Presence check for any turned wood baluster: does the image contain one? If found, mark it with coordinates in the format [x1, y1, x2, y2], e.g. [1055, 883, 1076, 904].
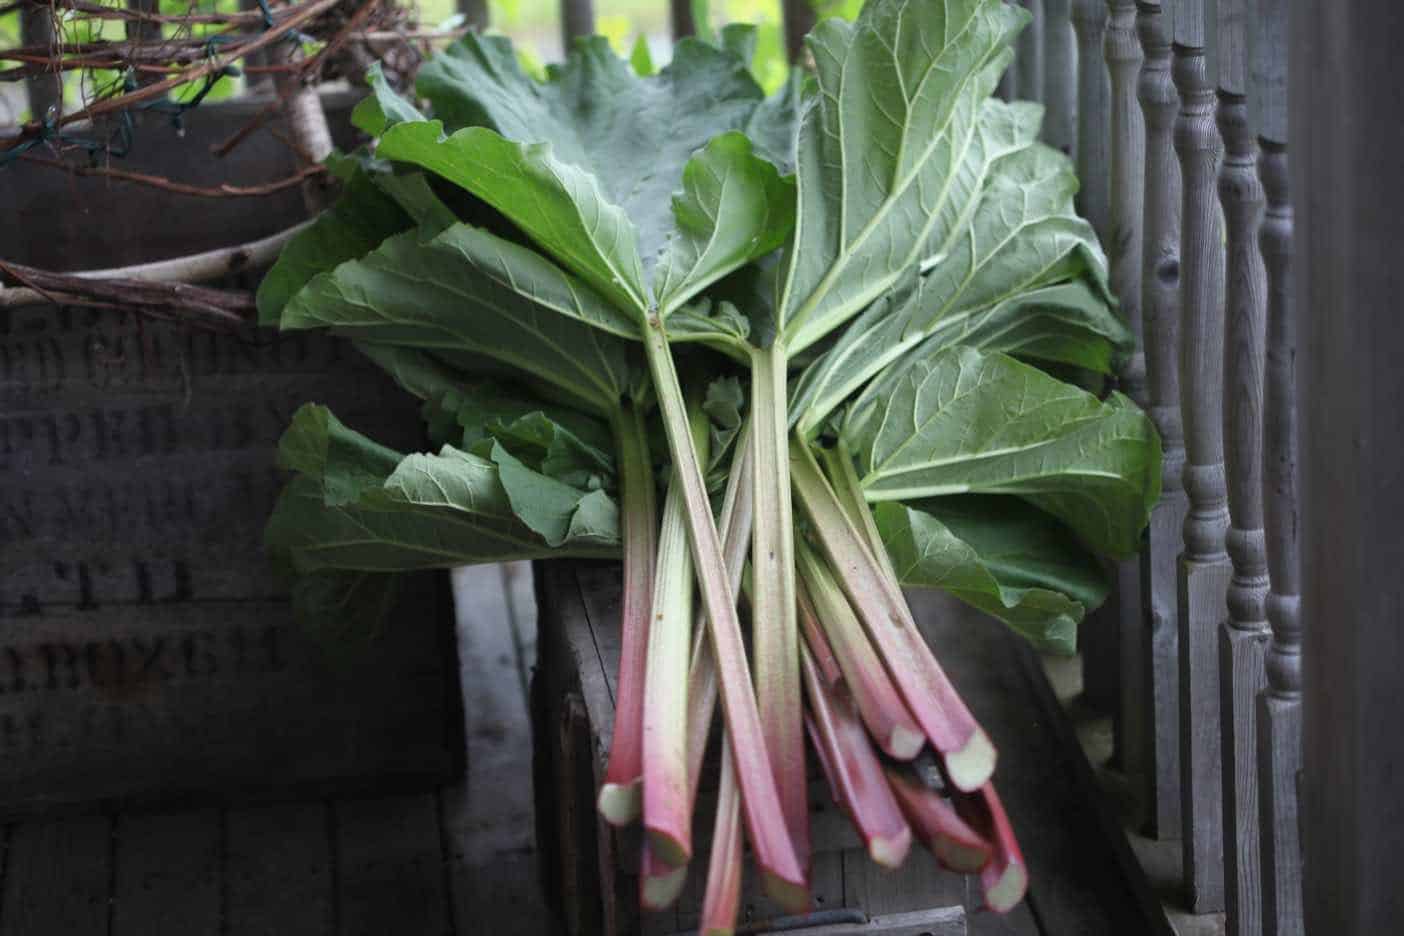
[1015, 0, 1046, 102]
[1216, 1, 1271, 933]
[1135, 0, 1186, 842]
[1073, 2, 1112, 239]
[1250, 2, 1301, 932]
[1043, 1, 1077, 155]
[1106, 0, 1150, 799]
[1170, 0, 1229, 913]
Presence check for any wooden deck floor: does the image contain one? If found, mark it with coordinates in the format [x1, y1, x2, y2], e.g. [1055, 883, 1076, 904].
[0, 564, 1220, 935]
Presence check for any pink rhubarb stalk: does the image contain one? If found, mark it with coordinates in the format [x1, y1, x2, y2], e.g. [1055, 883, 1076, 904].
[643, 321, 807, 911]
[790, 437, 996, 792]
[885, 769, 992, 874]
[700, 740, 744, 936]
[799, 639, 912, 869]
[955, 784, 1028, 913]
[796, 539, 924, 761]
[597, 402, 659, 825]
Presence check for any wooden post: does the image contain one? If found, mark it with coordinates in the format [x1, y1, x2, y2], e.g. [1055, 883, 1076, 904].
[1043, 0, 1077, 155]
[670, 0, 697, 41]
[1215, 2, 1270, 934]
[20, 6, 62, 121]
[1171, 0, 1228, 913]
[1294, 2, 1404, 933]
[782, 0, 816, 64]
[1016, 0, 1046, 102]
[1251, 4, 1301, 934]
[1106, 0, 1149, 800]
[458, 0, 490, 32]
[1135, 0, 1186, 843]
[561, 0, 596, 49]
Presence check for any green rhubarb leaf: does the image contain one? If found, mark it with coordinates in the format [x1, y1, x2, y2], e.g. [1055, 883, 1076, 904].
[487, 442, 620, 548]
[276, 404, 402, 507]
[777, 0, 1027, 352]
[256, 169, 410, 326]
[743, 69, 804, 176]
[411, 34, 764, 267]
[877, 496, 1108, 655]
[290, 568, 402, 641]
[845, 345, 1160, 558]
[352, 62, 425, 137]
[653, 131, 796, 316]
[278, 226, 639, 416]
[629, 34, 656, 76]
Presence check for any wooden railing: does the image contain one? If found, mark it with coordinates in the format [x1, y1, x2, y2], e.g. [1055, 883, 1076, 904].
[1008, 1, 1303, 933]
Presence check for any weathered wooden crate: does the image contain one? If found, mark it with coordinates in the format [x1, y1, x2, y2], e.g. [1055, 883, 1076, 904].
[533, 561, 971, 936]
[0, 97, 464, 816]
[533, 560, 1177, 936]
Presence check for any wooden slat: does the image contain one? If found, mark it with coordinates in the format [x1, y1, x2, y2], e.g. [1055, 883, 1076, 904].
[443, 564, 555, 936]
[782, 0, 817, 63]
[1292, 3, 1404, 933]
[1042, 1, 1077, 156]
[1015, 1, 1045, 103]
[843, 846, 965, 918]
[1252, 5, 1302, 934]
[560, 0, 595, 49]
[908, 589, 1174, 935]
[1215, 4, 1271, 935]
[1135, 0, 1187, 843]
[334, 794, 447, 936]
[111, 810, 222, 936]
[1170, 0, 1230, 913]
[224, 802, 334, 936]
[0, 817, 111, 936]
[1072, 1, 1113, 240]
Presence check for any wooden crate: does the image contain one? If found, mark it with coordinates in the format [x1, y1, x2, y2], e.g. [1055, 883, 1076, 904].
[0, 97, 463, 815]
[532, 561, 970, 936]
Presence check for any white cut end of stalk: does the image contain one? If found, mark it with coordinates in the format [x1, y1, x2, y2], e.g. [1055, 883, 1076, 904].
[885, 724, 926, 761]
[597, 782, 641, 827]
[868, 825, 913, 869]
[934, 838, 992, 875]
[944, 728, 997, 792]
[761, 870, 811, 916]
[641, 862, 689, 911]
[984, 862, 1028, 913]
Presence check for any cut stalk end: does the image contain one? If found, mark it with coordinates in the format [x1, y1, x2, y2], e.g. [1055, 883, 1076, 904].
[944, 728, 996, 792]
[934, 837, 992, 875]
[645, 828, 691, 869]
[983, 862, 1028, 913]
[640, 858, 688, 911]
[885, 724, 927, 761]
[868, 825, 913, 869]
[760, 870, 812, 916]
[597, 781, 641, 826]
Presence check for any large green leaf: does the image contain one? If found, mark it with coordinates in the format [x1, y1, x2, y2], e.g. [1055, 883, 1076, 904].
[351, 62, 425, 137]
[878, 496, 1108, 655]
[777, 0, 1027, 352]
[278, 225, 640, 416]
[844, 345, 1160, 557]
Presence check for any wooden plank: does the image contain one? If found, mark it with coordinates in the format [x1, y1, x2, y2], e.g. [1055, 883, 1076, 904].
[908, 589, 1174, 935]
[1215, 6, 1271, 935]
[0, 817, 111, 936]
[443, 564, 555, 936]
[224, 802, 334, 936]
[1072, 1, 1112, 240]
[753, 907, 966, 936]
[1135, 0, 1187, 842]
[1170, 0, 1230, 913]
[110, 809, 222, 936]
[0, 301, 460, 816]
[334, 794, 447, 936]
[1015, 1, 1045, 103]
[843, 845, 965, 917]
[1042, 1, 1077, 156]
[1293, 2, 1404, 933]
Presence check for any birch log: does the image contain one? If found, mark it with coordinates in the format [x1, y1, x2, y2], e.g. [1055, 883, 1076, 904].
[1215, 3, 1270, 934]
[1252, 2, 1301, 933]
[1135, 0, 1186, 842]
[1171, 0, 1228, 913]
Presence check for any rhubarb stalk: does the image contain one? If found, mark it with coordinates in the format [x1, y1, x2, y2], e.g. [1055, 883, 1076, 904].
[597, 401, 659, 825]
[641, 397, 709, 865]
[955, 784, 1028, 913]
[799, 639, 912, 869]
[700, 739, 744, 936]
[750, 341, 808, 870]
[790, 437, 996, 792]
[796, 538, 924, 760]
[642, 320, 807, 910]
[885, 768, 992, 874]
